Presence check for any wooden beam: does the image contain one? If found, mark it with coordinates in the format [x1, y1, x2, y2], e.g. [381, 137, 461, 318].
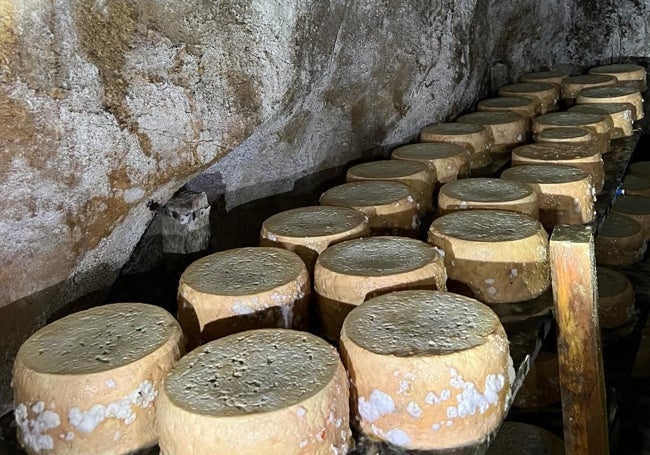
[549, 224, 608, 454]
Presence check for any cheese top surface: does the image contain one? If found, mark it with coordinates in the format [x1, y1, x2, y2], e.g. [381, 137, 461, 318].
[392, 143, 467, 160]
[499, 82, 556, 93]
[520, 70, 569, 80]
[18, 303, 179, 375]
[599, 213, 642, 238]
[262, 206, 367, 238]
[478, 96, 537, 108]
[564, 74, 617, 85]
[318, 236, 440, 276]
[501, 164, 587, 184]
[597, 266, 630, 298]
[164, 329, 339, 416]
[535, 112, 605, 128]
[440, 177, 534, 202]
[456, 111, 524, 126]
[343, 290, 499, 356]
[613, 195, 650, 215]
[623, 174, 650, 191]
[537, 127, 592, 140]
[590, 64, 645, 74]
[579, 86, 640, 99]
[321, 181, 413, 207]
[430, 209, 541, 241]
[421, 122, 486, 136]
[347, 160, 428, 179]
[181, 247, 305, 296]
[570, 103, 633, 115]
[513, 143, 598, 160]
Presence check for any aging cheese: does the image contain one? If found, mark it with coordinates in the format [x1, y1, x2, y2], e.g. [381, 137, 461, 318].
[611, 195, 650, 239]
[534, 126, 594, 146]
[569, 103, 634, 138]
[597, 266, 635, 329]
[532, 112, 612, 155]
[178, 247, 310, 348]
[391, 142, 470, 183]
[512, 350, 560, 409]
[420, 123, 493, 169]
[511, 142, 605, 193]
[520, 70, 569, 91]
[577, 86, 644, 120]
[12, 303, 183, 455]
[157, 329, 351, 455]
[628, 161, 650, 178]
[589, 63, 647, 91]
[622, 174, 650, 198]
[314, 237, 447, 340]
[501, 164, 595, 228]
[319, 181, 419, 236]
[260, 206, 370, 273]
[595, 213, 646, 266]
[476, 96, 541, 127]
[346, 160, 436, 215]
[455, 112, 528, 153]
[486, 422, 565, 455]
[498, 82, 560, 114]
[561, 74, 617, 101]
[427, 210, 550, 304]
[437, 177, 539, 218]
[339, 290, 512, 450]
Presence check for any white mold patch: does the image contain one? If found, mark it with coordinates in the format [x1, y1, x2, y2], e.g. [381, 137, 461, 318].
[358, 389, 395, 422]
[446, 370, 505, 419]
[15, 402, 61, 452]
[424, 391, 440, 405]
[105, 379, 117, 389]
[459, 201, 468, 209]
[386, 428, 410, 447]
[486, 286, 497, 296]
[484, 278, 495, 285]
[406, 402, 422, 419]
[299, 439, 308, 448]
[411, 214, 419, 230]
[296, 406, 306, 417]
[509, 268, 518, 278]
[266, 233, 277, 242]
[231, 301, 255, 315]
[432, 423, 441, 431]
[407, 196, 415, 203]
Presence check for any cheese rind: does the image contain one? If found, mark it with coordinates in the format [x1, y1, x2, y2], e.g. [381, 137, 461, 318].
[622, 174, 650, 198]
[569, 103, 634, 138]
[595, 213, 646, 266]
[577, 86, 644, 120]
[597, 266, 635, 329]
[391, 143, 470, 183]
[561, 74, 618, 101]
[455, 112, 528, 152]
[535, 126, 593, 144]
[589, 63, 647, 91]
[476, 96, 541, 124]
[420, 123, 493, 169]
[520, 70, 569, 94]
[533, 112, 611, 155]
[486, 422, 565, 454]
[611, 195, 650, 240]
[497, 82, 560, 114]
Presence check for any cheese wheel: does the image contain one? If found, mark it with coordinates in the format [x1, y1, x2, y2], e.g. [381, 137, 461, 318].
[589, 63, 647, 91]
[597, 266, 635, 329]
[628, 161, 650, 178]
[455, 112, 528, 153]
[622, 174, 650, 198]
[427, 210, 550, 304]
[12, 303, 183, 455]
[437, 177, 539, 218]
[178, 247, 310, 347]
[501, 164, 595, 228]
[339, 290, 512, 450]
[532, 112, 611, 155]
[520, 70, 569, 90]
[486, 422, 565, 455]
[577, 86, 644, 120]
[595, 213, 646, 266]
[391, 143, 470, 183]
[498, 82, 560, 114]
[611, 195, 650, 239]
[535, 126, 594, 145]
[314, 237, 447, 340]
[511, 143, 605, 193]
[561, 74, 617, 101]
[512, 350, 560, 409]
[260, 206, 370, 273]
[157, 329, 351, 455]
[476, 96, 541, 126]
[319, 181, 419, 236]
[568, 103, 634, 138]
[346, 160, 435, 215]
[420, 123, 493, 169]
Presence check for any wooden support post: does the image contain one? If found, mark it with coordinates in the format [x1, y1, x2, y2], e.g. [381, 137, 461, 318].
[550, 224, 609, 454]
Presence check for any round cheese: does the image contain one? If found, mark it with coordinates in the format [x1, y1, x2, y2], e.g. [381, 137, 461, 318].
[561, 74, 618, 101]
[595, 213, 646, 266]
[511, 143, 605, 193]
[391, 143, 470, 183]
[532, 112, 611, 155]
[260, 206, 370, 273]
[476, 96, 541, 125]
[177, 247, 310, 348]
[427, 210, 550, 304]
[437, 177, 539, 218]
[314, 237, 447, 340]
[319, 181, 419, 236]
[346, 160, 435, 215]
[501, 164, 595, 228]
[497, 82, 560, 114]
[597, 266, 635, 329]
[589, 63, 647, 91]
[486, 422, 565, 454]
[339, 290, 512, 450]
[535, 126, 594, 145]
[577, 86, 644, 121]
[611, 195, 650, 239]
[568, 103, 634, 138]
[420, 123, 493, 169]
[512, 350, 560, 409]
[455, 112, 528, 153]
[622, 174, 650, 198]
[157, 329, 351, 455]
[520, 70, 569, 91]
[12, 303, 183, 455]
[628, 161, 650, 178]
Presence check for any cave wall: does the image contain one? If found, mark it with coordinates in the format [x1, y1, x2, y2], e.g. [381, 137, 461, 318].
[0, 0, 646, 413]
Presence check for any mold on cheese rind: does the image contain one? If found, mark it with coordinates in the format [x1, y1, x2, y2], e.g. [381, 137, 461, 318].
[261, 206, 369, 239]
[429, 210, 541, 243]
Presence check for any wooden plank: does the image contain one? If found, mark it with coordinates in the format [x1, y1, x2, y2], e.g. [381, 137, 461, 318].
[550, 224, 609, 454]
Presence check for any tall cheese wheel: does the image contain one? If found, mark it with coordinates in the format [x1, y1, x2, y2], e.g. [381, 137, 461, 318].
[589, 63, 647, 91]
[314, 237, 447, 340]
[623, 174, 650, 198]
[476, 96, 541, 125]
[520, 70, 569, 90]
[535, 126, 594, 146]
[346, 160, 435, 215]
[455, 112, 528, 153]
[628, 161, 650, 178]
[569, 103, 634, 138]
[595, 213, 646, 266]
[611, 195, 650, 239]
[597, 267, 635, 329]
[511, 143, 605, 193]
[437, 177, 539, 218]
[391, 143, 470, 183]
[319, 181, 419, 236]
[12, 303, 183, 455]
[420, 123, 493, 169]
[497, 82, 560, 114]
[501, 164, 595, 228]
[178, 247, 309, 347]
[157, 329, 351, 455]
[427, 210, 550, 304]
[532, 112, 611, 155]
[339, 290, 512, 450]
[561, 74, 617, 101]
[512, 350, 560, 409]
[577, 86, 644, 120]
[260, 206, 370, 273]
[486, 422, 565, 455]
